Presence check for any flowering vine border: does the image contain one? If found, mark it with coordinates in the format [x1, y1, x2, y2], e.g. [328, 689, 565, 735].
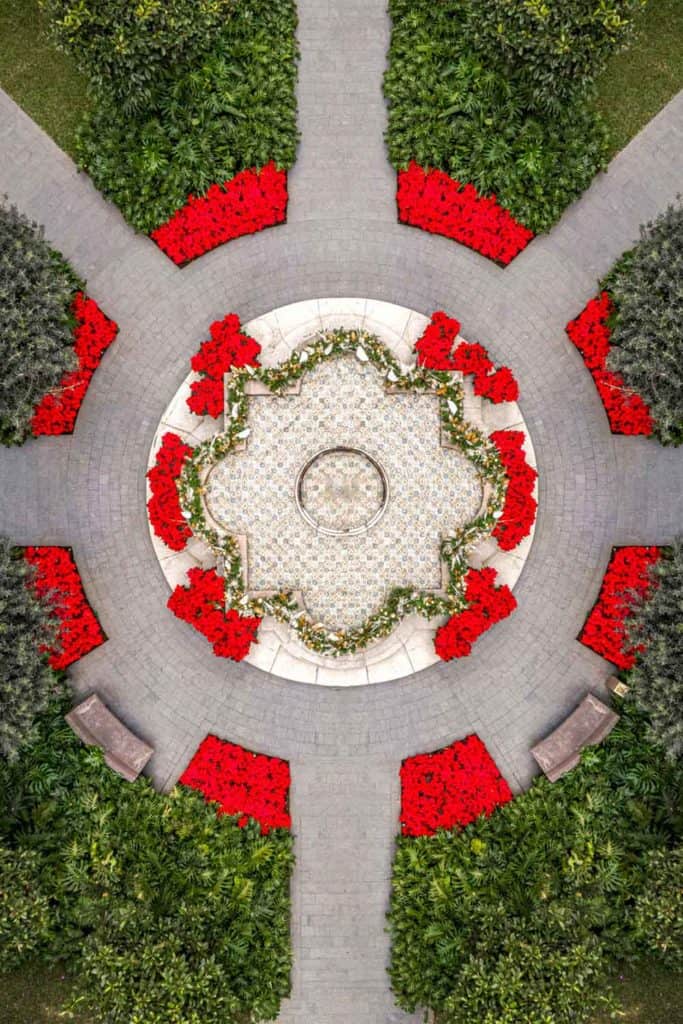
[177, 327, 508, 657]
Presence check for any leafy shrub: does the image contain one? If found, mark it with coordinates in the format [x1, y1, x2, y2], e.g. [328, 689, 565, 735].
[388, 707, 682, 1024]
[0, 538, 65, 759]
[625, 540, 683, 757]
[384, 0, 609, 233]
[39, 0, 234, 111]
[465, 0, 645, 111]
[42, 0, 299, 233]
[0, 204, 81, 446]
[606, 204, 683, 446]
[0, 845, 53, 969]
[0, 705, 294, 1024]
[631, 847, 683, 966]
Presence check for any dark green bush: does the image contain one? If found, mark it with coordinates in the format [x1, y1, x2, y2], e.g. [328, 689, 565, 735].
[631, 847, 683, 967]
[606, 204, 683, 446]
[0, 705, 294, 1024]
[625, 540, 683, 757]
[465, 0, 645, 111]
[0, 845, 53, 969]
[384, 0, 609, 233]
[0, 538, 65, 758]
[388, 708, 682, 1024]
[0, 203, 81, 446]
[39, 0, 234, 111]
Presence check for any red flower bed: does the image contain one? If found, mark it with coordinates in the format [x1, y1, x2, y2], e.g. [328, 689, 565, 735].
[147, 432, 194, 551]
[566, 291, 654, 436]
[31, 293, 118, 436]
[415, 311, 519, 403]
[180, 734, 290, 835]
[400, 734, 512, 837]
[397, 163, 534, 266]
[150, 163, 288, 266]
[187, 313, 261, 418]
[435, 567, 517, 661]
[580, 546, 660, 670]
[490, 430, 537, 551]
[168, 566, 261, 660]
[24, 546, 105, 670]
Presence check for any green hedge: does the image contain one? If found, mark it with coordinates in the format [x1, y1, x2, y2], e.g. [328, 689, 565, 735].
[388, 708, 682, 1024]
[0, 704, 294, 1024]
[0, 204, 81, 446]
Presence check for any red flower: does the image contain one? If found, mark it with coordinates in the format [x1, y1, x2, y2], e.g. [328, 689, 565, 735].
[400, 734, 512, 837]
[397, 163, 534, 266]
[31, 293, 118, 436]
[151, 164, 288, 265]
[434, 567, 517, 661]
[490, 430, 537, 551]
[167, 567, 261, 660]
[414, 313, 519, 403]
[580, 546, 660, 669]
[147, 432, 194, 551]
[24, 546, 105, 669]
[186, 313, 261, 418]
[566, 292, 654, 436]
[180, 734, 291, 835]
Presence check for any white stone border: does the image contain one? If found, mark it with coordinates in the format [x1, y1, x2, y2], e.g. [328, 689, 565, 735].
[147, 299, 538, 686]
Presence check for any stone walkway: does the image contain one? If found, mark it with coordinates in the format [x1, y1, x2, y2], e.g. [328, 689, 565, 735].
[0, 0, 682, 1020]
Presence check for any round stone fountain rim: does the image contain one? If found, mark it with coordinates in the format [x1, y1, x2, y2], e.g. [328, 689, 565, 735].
[294, 445, 390, 537]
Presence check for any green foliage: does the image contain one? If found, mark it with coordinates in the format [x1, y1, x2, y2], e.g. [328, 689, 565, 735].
[40, 0, 299, 233]
[388, 708, 682, 1023]
[0, 845, 53, 969]
[384, 0, 609, 233]
[631, 847, 683, 967]
[0, 705, 294, 1024]
[0, 538, 65, 758]
[466, 0, 646, 111]
[39, 0, 234, 112]
[0, 204, 81, 446]
[606, 204, 683, 446]
[625, 541, 683, 757]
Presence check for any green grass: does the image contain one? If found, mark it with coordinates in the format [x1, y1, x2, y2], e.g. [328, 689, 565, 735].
[3, 965, 92, 1024]
[595, 0, 683, 157]
[0, 0, 89, 157]
[593, 963, 683, 1024]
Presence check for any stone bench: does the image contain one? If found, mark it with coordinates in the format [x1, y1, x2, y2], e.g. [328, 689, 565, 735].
[531, 694, 619, 783]
[65, 694, 154, 782]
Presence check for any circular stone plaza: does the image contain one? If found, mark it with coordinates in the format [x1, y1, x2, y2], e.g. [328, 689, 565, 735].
[0, 4, 681, 1024]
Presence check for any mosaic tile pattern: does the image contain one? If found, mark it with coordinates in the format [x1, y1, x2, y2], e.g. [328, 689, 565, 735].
[205, 355, 483, 629]
[298, 447, 387, 534]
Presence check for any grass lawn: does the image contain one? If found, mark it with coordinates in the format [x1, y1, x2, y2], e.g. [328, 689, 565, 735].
[3, 965, 92, 1024]
[0, 0, 89, 158]
[595, 0, 683, 157]
[593, 963, 683, 1024]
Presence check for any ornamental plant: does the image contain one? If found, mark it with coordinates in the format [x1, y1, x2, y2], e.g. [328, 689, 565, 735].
[0, 704, 294, 1024]
[0, 203, 81, 445]
[168, 567, 262, 660]
[415, 311, 520, 402]
[434, 567, 517, 660]
[490, 430, 537, 551]
[606, 204, 683, 446]
[187, 313, 262, 418]
[0, 538, 64, 759]
[147, 432, 194, 551]
[180, 734, 291, 834]
[579, 546, 660, 670]
[625, 540, 683, 759]
[400, 735, 512, 837]
[388, 706, 682, 1024]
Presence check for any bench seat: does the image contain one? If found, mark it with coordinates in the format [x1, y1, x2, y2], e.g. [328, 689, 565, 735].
[531, 693, 619, 783]
[66, 694, 153, 782]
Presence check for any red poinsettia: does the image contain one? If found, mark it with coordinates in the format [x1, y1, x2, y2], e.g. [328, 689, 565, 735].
[147, 432, 194, 551]
[490, 429, 537, 551]
[187, 314, 261, 418]
[31, 293, 118, 436]
[24, 546, 105, 670]
[397, 163, 534, 266]
[168, 566, 261, 660]
[566, 292, 654, 436]
[434, 567, 517, 660]
[180, 734, 291, 834]
[151, 163, 288, 266]
[580, 546, 660, 669]
[400, 734, 512, 837]
[415, 312, 519, 402]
